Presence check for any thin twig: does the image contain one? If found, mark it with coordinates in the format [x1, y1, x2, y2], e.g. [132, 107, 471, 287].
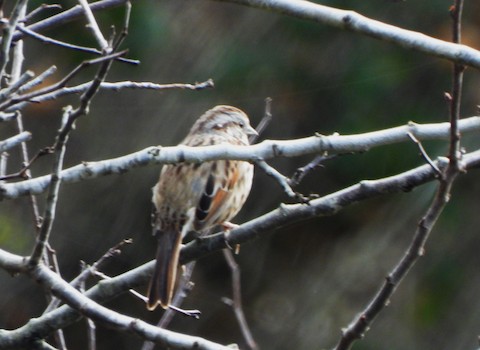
[289, 153, 336, 187]
[141, 262, 199, 350]
[222, 249, 258, 350]
[78, 0, 109, 51]
[43, 238, 132, 313]
[448, 0, 464, 171]
[30, 47, 124, 265]
[406, 132, 441, 176]
[250, 97, 272, 144]
[333, 3, 465, 349]
[23, 4, 62, 24]
[0, 147, 52, 181]
[255, 159, 307, 202]
[13, 0, 128, 43]
[0, 0, 28, 80]
[0, 50, 127, 111]
[79, 262, 97, 350]
[27, 79, 214, 103]
[17, 26, 138, 65]
[28, 108, 71, 266]
[11, 7, 67, 348]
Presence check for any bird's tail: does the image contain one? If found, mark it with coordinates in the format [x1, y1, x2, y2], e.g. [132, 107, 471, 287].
[147, 230, 182, 310]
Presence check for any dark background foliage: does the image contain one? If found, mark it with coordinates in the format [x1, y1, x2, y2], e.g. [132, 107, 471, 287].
[1, 1, 480, 349]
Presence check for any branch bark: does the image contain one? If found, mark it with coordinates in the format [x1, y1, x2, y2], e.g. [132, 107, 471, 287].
[213, 0, 480, 69]
[1, 117, 479, 200]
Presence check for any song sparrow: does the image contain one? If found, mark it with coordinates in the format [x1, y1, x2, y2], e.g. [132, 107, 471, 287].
[147, 105, 257, 310]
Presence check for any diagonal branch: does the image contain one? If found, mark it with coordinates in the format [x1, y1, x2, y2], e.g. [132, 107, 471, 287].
[0, 257, 231, 350]
[2, 149, 480, 347]
[213, 0, 480, 69]
[12, 0, 128, 42]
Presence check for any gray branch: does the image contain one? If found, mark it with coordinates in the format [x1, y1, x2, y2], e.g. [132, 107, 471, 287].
[0, 131, 31, 153]
[29, 79, 215, 103]
[1, 117, 479, 200]
[215, 0, 480, 69]
[0, 254, 230, 350]
[1, 148, 479, 348]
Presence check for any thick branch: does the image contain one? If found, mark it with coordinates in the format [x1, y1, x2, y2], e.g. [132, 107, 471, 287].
[1, 117, 479, 200]
[214, 0, 480, 69]
[0, 258, 230, 350]
[1, 149, 479, 347]
[0, 131, 31, 153]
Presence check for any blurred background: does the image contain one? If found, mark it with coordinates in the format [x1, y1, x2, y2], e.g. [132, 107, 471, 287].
[1, 0, 480, 349]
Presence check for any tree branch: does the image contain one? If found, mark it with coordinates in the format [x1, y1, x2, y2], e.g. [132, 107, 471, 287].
[2, 148, 480, 346]
[0, 131, 31, 153]
[1, 117, 479, 200]
[12, 0, 128, 42]
[0, 257, 231, 350]
[213, 0, 480, 69]
[1, 148, 480, 347]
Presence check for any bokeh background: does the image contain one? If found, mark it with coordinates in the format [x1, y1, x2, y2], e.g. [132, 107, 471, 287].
[1, 0, 480, 349]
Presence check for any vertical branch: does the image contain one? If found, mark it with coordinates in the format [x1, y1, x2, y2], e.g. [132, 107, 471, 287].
[141, 262, 198, 350]
[448, 0, 464, 170]
[78, 0, 109, 51]
[0, 0, 28, 80]
[222, 249, 258, 350]
[28, 108, 70, 266]
[333, 3, 465, 350]
[28, 16, 126, 265]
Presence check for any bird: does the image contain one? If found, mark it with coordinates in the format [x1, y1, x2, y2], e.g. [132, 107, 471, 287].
[147, 105, 257, 310]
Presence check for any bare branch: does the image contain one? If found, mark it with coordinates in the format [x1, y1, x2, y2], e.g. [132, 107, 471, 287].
[23, 4, 62, 24]
[2, 148, 480, 347]
[333, 3, 466, 348]
[17, 26, 138, 65]
[0, 131, 31, 153]
[0, 111, 17, 122]
[1, 117, 479, 200]
[12, 0, 128, 42]
[17, 65, 58, 94]
[213, 0, 480, 69]
[28, 109, 71, 265]
[222, 249, 258, 350]
[250, 97, 272, 144]
[255, 159, 305, 201]
[78, 0, 110, 51]
[141, 262, 198, 350]
[0, 257, 232, 350]
[406, 132, 441, 175]
[0, 70, 34, 101]
[289, 153, 336, 187]
[0, 0, 28, 79]
[28, 79, 214, 103]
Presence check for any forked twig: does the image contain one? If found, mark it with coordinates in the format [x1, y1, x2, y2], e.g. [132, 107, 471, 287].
[406, 132, 441, 176]
[222, 249, 258, 350]
[44, 238, 133, 314]
[17, 26, 138, 65]
[0, 50, 127, 111]
[333, 2, 465, 349]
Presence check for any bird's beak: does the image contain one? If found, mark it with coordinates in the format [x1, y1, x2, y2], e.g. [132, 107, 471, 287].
[245, 124, 258, 136]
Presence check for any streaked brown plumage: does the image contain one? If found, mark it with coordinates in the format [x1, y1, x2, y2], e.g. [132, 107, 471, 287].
[147, 105, 256, 310]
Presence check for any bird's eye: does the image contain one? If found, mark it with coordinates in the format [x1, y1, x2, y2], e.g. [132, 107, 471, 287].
[238, 122, 245, 128]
